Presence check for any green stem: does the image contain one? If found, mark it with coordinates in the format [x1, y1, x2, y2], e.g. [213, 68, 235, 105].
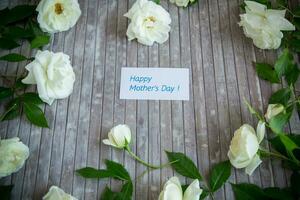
[125, 146, 177, 169]
[259, 149, 291, 161]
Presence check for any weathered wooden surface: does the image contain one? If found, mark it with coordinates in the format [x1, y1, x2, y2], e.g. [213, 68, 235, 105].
[1, 0, 300, 199]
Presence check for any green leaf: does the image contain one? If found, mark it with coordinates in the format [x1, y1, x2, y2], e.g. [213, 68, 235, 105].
[0, 98, 20, 121]
[0, 87, 13, 101]
[21, 93, 43, 105]
[274, 49, 294, 77]
[285, 64, 300, 86]
[269, 88, 291, 106]
[293, 148, 300, 161]
[76, 167, 112, 179]
[209, 160, 231, 192]
[0, 185, 13, 200]
[269, 112, 292, 134]
[282, 160, 300, 170]
[291, 171, 300, 197]
[231, 183, 266, 200]
[263, 187, 294, 200]
[255, 63, 280, 83]
[30, 35, 50, 49]
[100, 181, 133, 200]
[100, 187, 120, 200]
[2, 26, 34, 40]
[287, 38, 300, 53]
[120, 181, 133, 200]
[105, 160, 131, 181]
[275, 0, 288, 7]
[166, 151, 202, 180]
[0, 53, 28, 62]
[270, 134, 300, 157]
[23, 102, 49, 127]
[27, 20, 45, 36]
[152, 0, 160, 4]
[0, 38, 20, 50]
[14, 78, 28, 90]
[0, 5, 36, 25]
[277, 134, 300, 164]
[200, 189, 209, 200]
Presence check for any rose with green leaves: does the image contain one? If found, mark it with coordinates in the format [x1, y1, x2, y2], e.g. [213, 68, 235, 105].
[158, 176, 202, 200]
[0, 137, 29, 178]
[228, 122, 265, 175]
[239, 1, 295, 49]
[103, 124, 131, 149]
[43, 186, 78, 200]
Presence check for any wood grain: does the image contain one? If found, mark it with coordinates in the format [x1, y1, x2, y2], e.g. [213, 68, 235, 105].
[1, 0, 298, 199]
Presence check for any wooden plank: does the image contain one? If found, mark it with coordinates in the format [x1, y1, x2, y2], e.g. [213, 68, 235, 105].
[190, 0, 210, 190]
[60, 0, 88, 195]
[97, 0, 117, 196]
[227, 0, 252, 185]
[84, 0, 107, 198]
[72, 0, 98, 198]
[148, 43, 160, 199]
[207, 0, 237, 198]
[110, 0, 127, 193]
[124, 2, 138, 200]
[2, 0, 300, 199]
[135, 45, 149, 199]
[158, 0, 173, 190]
[217, 0, 240, 198]
[169, 3, 185, 185]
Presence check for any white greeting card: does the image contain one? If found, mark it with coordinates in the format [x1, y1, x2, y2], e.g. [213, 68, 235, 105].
[120, 67, 189, 100]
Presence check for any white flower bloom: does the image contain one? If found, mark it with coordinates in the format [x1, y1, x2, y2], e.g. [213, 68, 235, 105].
[169, 0, 195, 7]
[37, 0, 81, 33]
[228, 122, 266, 175]
[22, 50, 75, 105]
[103, 124, 132, 149]
[158, 177, 202, 200]
[124, 0, 171, 46]
[265, 104, 285, 122]
[0, 137, 29, 178]
[43, 186, 78, 200]
[239, 1, 295, 49]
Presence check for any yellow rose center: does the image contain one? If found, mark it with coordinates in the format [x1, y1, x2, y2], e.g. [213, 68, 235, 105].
[55, 3, 64, 15]
[144, 16, 156, 29]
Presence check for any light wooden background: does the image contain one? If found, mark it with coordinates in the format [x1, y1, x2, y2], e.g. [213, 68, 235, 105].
[1, 0, 300, 199]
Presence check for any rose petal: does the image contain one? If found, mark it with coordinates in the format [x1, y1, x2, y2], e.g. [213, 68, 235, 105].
[183, 179, 202, 200]
[245, 154, 262, 175]
[256, 121, 266, 144]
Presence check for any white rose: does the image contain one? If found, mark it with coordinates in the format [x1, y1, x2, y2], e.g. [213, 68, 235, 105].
[0, 137, 29, 178]
[43, 186, 78, 200]
[239, 1, 295, 49]
[124, 0, 171, 46]
[228, 122, 266, 175]
[22, 50, 75, 105]
[159, 176, 202, 200]
[169, 0, 195, 7]
[265, 104, 285, 122]
[37, 0, 81, 33]
[103, 124, 132, 149]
